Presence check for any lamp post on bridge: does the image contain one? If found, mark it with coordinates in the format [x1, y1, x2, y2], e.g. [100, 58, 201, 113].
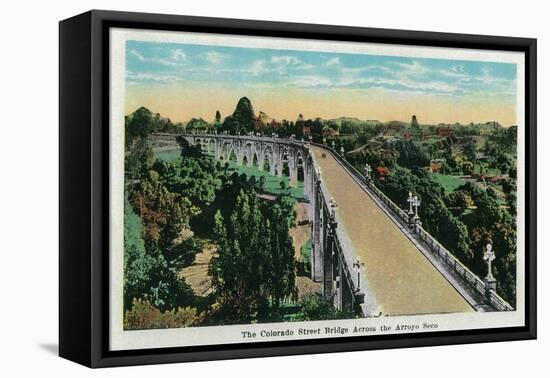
[329, 198, 338, 221]
[328, 197, 339, 238]
[407, 192, 415, 227]
[352, 259, 365, 290]
[324, 197, 339, 300]
[407, 193, 421, 230]
[412, 195, 421, 228]
[483, 244, 497, 294]
[364, 164, 372, 184]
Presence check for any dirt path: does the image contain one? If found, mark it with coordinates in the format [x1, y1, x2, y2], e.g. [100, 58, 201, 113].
[289, 202, 320, 298]
[296, 276, 321, 300]
[312, 146, 473, 316]
[178, 243, 217, 297]
[289, 202, 310, 259]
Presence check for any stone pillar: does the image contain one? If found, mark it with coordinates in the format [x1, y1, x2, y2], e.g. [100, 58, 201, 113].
[303, 160, 310, 200]
[483, 244, 497, 296]
[214, 139, 220, 160]
[333, 255, 344, 311]
[289, 162, 298, 185]
[236, 150, 243, 166]
[311, 178, 323, 282]
[341, 265, 354, 312]
[323, 201, 338, 299]
[277, 161, 283, 177]
[269, 158, 276, 176]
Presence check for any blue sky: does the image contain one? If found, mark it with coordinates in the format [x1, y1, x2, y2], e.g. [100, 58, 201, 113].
[125, 40, 518, 125]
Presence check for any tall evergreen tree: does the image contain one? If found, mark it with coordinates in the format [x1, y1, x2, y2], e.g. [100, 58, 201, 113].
[210, 189, 296, 322]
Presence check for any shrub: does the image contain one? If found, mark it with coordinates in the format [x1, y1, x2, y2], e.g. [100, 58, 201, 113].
[293, 293, 353, 321]
[124, 298, 198, 330]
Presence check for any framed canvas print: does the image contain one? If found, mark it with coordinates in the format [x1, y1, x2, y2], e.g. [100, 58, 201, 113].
[59, 10, 537, 368]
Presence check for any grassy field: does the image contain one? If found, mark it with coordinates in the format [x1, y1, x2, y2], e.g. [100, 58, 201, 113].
[225, 162, 305, 200]
[124, 196, 145, 253]
[300, 239, 312, 264]
[473, 163, 500, 176]
[154, 149, 181, 162]
[154, 148, 305, 200]
[429, 173, 465, 194]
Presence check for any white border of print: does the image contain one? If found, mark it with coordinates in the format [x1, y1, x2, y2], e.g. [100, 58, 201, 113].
[109, 27, 525, 351]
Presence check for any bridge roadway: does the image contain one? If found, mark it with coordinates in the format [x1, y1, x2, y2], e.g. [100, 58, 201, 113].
[311, 146, 474, 316]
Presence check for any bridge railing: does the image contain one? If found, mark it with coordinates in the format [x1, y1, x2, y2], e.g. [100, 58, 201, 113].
[316, 143, 514, 312]
[311, 151, 367, 315]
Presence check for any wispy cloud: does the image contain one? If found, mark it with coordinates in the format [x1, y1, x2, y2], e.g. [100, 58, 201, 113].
[170, 49, 187, 62]
[126, 71, 183, 84]
[391, 60, 430, 76]
[204, 51, 225, 64]
[271, 55, 301, 65]
[129, 49, 181, 67]
[326, 57, 341, 66]
[290, 75, 333, 87]
[126, 41, 516, 100]
[247, 60, 269, 76]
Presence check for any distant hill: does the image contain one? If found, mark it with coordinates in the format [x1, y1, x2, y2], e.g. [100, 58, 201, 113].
[257, 111, 273, 126]
[125, 106, 183, 144]
[328, 117, 363, 126]
[186, 117, 209, 130]
[222, 96, 257, 133]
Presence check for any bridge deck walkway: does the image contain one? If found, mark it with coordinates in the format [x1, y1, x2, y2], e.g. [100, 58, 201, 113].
[312, 146, 473, 316]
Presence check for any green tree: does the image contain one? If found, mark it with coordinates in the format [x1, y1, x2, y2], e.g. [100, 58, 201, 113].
[209, 189, 297, 323]
[258, 175, 266, 192]
[123, 197, 195, 312]
[459, 181, 517, 305]
[388, 140, 431, 168]
[124, 298, 198, 330]
[210, 190, 269, 322]
[294, 293, 353, 321]
[379, 166, 472, 263]
[126, 106, 154, 147]
[462, 141, 477, 162]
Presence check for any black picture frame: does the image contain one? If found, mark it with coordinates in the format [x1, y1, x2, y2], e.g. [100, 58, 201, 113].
[59, 9, 537, 368]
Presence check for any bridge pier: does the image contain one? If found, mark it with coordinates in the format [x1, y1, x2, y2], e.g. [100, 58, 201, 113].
[311, 175, 323, 282]
[333, 256, 343, 310]
[323, 202, 338, 301]
[236, 148, 244, 166]
[214, 140, 221, 160]
[289, 163, 298, 186]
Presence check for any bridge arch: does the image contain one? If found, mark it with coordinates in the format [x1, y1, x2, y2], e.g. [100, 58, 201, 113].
[252, 151, 261, 169]
[295, 150, 306, 182]
[263, 145, 275, 174]
[227, 147, 238, 163]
